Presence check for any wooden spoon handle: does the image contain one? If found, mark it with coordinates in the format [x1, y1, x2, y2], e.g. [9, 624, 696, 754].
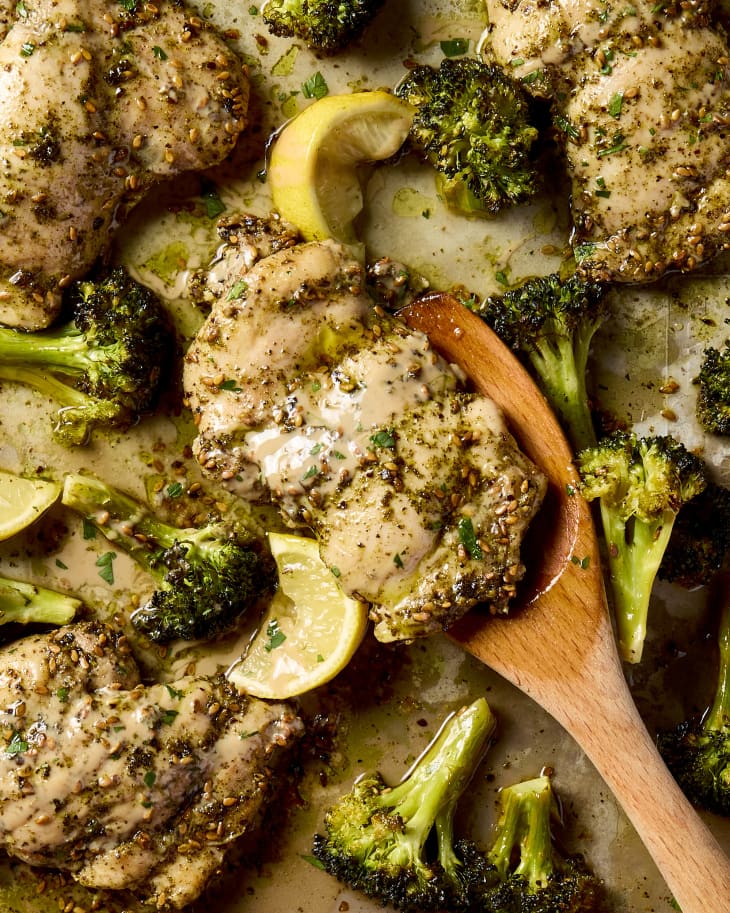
[456, 489, 730, 913]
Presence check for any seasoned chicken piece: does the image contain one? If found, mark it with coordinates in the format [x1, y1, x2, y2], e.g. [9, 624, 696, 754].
[0, 622, 303, 909]
[0, 0, 248, 329]
[184, 237, 546, 642]
[484, 0, 730, 281]
[188, 212, 301, 308]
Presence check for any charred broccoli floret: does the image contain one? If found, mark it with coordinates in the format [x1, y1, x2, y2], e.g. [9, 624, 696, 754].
[395, 56, 541, 216]
[577, 431, 708, 663]
[696, 342, 730, 435]
[312, 697, 496, 912]
[469, 273, 608, 452]
[0, 267, 172, 446]
[658, 594, 730, 816]
[61, 473, 267, 644]
[261, 0, 384, 51]
[458, 774, 601, 913]
[659, 482, 730, 589]
[0, 577, 80, 627]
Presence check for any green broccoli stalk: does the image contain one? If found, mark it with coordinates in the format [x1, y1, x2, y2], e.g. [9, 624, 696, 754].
[470, 273, 608, 453]
[659, 482, 730, 589]
[261, 0, 384, 51]
[658, 594, 730, 816]
[395, 56, 541, 216]
[468, 775, 601, 913]
[0, 267, 172, 446]
[61, 473, 267, 644]
[577, 431, 708, 663]
[0, 577, 80, 627]
[696, 342, 730, 435]
[312, 697, 496, 912]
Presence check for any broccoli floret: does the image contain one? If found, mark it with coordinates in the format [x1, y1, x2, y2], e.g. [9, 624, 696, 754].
[470, 273, 608, 453]
[696, 342, 730, 435]
[577, 431, 708, 663]
[312, 697, 496, 912]
[464, 774, 601, 913]
[658, 595, 730, 816]
[261, 0, 383, 51]
[61, 473, 267, 644]
[0, 577, 80, 627]
[659, 482, 730, 589]
[0, 267, 172, 447]
[395, 56, 541, 216]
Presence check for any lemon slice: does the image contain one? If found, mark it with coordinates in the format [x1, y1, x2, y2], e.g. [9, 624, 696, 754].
[227, 532, 368, 699]
[268, 90, 414, 258]
[0, 471, 61, 541]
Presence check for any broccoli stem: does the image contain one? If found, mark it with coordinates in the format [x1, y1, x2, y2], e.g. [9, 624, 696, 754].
[0, 577, 80, 626]
[488, 775, 555, 890]
[600, 504, 675, 664]
[531, 327, 597, 453]
[706, 598, 730, 733]
[378, 697, 495, 866]
[0, 325, 91, 376]
[0, 364, 97, 410]
[61, 473, 187, 565]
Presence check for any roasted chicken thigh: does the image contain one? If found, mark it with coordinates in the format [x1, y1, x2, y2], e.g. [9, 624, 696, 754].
[484, 0, 730, 281]
[0, 622, 303, 909]
[0, 0, 248, 329]
[184, 235, 546, 642]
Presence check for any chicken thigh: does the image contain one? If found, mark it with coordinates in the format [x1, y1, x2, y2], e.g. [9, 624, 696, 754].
[184, 235, 546, 642]
[0, 622, 303, 909]
[0, 0, 248, 329]
[484, 0, 730, 281]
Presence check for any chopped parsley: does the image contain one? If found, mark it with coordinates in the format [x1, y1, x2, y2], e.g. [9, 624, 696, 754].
[200, 180, 225, 219]
[227, 279, 248, 300]
[457, 517, 483, 560]
[370, 428, 396, 449]
[264, 619, 287, 652]
[6, 731, 28, 756]
[302, 71, 328, 100]
[607, 92, 624, 119]
[95, 551, 116, 584]
[440, 38, 469, 57]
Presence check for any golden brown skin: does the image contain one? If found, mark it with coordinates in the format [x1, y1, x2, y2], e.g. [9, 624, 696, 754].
[0, 0, 249, 329]
[484, 0, 730, 282]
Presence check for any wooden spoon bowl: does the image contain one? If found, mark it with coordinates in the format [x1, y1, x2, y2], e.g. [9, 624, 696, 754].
[401, 291, 730, 913]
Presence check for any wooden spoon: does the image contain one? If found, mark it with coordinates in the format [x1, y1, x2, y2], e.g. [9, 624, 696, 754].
[401, 291, 730, 913]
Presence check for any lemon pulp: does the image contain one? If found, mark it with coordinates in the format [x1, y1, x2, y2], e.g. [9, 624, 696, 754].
[268, 89, 414, 258]
[227, 532, 368, 699]
[0, 471, 61, 541]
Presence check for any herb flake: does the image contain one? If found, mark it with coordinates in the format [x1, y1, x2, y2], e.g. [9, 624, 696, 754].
[457, 517, 483, 560]
[264, 619, 287, 652]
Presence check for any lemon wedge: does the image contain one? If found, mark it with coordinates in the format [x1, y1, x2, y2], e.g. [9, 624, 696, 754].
[227, 532, 368, 699]
[268, 89, 414, 258]
[0, 471, 61, 541]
